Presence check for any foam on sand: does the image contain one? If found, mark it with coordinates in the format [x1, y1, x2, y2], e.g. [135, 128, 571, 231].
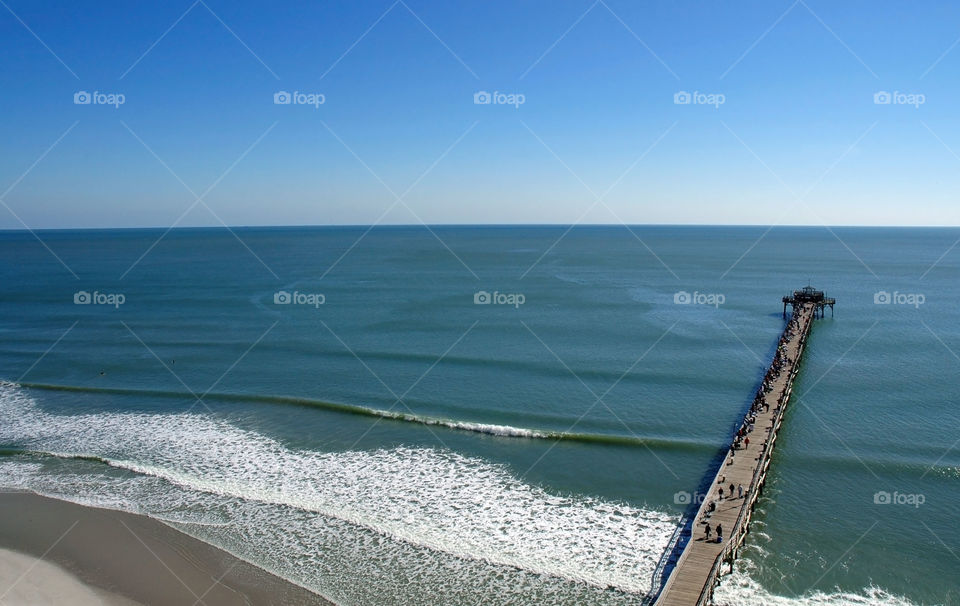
[0, 382, 675, 605]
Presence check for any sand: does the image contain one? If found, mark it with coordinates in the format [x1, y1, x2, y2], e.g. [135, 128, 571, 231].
[0, 491, 332, 606]
[0, 547, 139, 605]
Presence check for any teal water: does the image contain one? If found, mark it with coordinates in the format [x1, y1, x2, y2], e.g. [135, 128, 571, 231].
[0, 226, 957, 605]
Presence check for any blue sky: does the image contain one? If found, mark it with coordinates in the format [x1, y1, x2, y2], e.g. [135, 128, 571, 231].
[2, 0, 960, 228]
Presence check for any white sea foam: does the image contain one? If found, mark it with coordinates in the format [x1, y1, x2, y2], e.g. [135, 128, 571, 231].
[713, 568, 917, 606]
[0, 383, 925, 606]
[0, 383, 673, 604]
[416, 417, 549, 438]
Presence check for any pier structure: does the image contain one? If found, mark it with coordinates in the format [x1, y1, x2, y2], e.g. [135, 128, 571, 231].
[783, 285, 835, 319]
[652, 289, 831, 606]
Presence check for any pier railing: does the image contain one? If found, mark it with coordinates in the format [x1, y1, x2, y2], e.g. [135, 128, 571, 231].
[648, 511, 690, 601]
[691, 308, 812, 605]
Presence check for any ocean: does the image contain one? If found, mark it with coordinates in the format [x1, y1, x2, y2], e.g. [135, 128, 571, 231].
[0, 225, 957, 605]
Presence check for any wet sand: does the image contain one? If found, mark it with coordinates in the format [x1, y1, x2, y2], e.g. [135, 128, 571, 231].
[0, 491, 332, 606]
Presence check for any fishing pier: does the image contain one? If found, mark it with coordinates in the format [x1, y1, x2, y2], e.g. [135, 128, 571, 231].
[651, 287, 833, 605]
[784, 285, 835, 319]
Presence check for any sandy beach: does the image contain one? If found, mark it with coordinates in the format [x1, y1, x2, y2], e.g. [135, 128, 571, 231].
[0, 492, 330, 606]
[0, 547, 139, 605]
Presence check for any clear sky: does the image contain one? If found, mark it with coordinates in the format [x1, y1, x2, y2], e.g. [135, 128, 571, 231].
[2, 0, 960, 228]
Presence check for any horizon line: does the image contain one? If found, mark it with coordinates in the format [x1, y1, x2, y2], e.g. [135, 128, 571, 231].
[2, 222, 959, 233]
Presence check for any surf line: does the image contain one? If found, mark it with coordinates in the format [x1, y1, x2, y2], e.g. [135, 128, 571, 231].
[9, 382, 708, 451]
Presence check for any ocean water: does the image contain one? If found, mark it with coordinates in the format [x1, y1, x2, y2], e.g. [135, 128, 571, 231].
[0, 225, 957, 605]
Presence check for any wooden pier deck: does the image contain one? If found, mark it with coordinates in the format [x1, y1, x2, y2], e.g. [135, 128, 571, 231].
[653, 301, 818, 606]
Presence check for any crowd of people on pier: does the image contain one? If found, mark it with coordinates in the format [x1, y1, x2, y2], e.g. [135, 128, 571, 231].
[699, 307, 809, 545]
[736, 307, 805, 447]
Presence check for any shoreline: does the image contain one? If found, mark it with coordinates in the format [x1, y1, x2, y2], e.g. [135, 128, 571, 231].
[0, 491, 332, 606]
